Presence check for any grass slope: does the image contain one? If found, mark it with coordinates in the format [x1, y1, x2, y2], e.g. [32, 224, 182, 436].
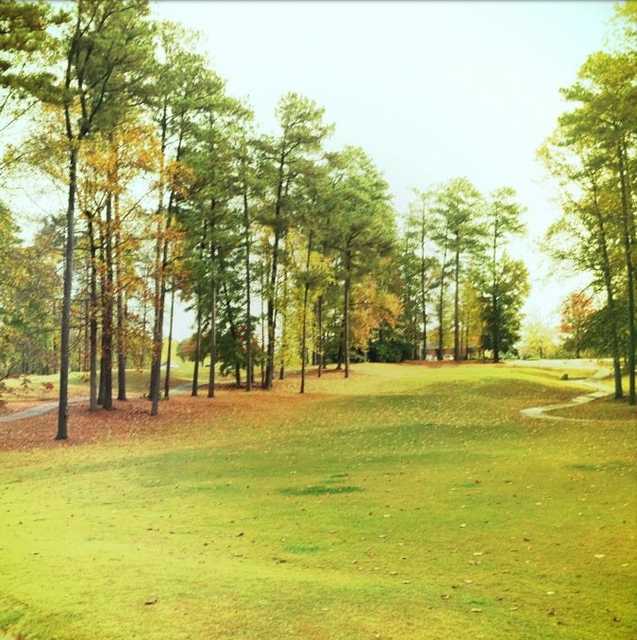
[1, 346, 194, 405]
[0, 363, 635, 640]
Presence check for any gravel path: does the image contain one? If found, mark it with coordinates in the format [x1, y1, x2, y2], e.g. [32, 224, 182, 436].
[520, 367, 612, 421]
[0, 382, 193, 425]
[0, 397, 89, 424]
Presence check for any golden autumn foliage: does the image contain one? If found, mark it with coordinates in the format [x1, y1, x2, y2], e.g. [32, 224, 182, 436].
[350, 276, 402, 350]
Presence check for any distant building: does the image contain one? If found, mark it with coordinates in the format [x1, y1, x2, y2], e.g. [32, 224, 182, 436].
[423, 346, 479, 361]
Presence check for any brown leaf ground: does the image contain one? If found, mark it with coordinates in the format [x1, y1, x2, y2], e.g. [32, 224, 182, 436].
[0, 386, 322, 453]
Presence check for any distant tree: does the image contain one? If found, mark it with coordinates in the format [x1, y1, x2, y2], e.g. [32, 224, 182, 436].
[0, 204, 22, 380]
[323, 146, 396, 378]
[483, 187, 526, 362]
[396, 233, 421, 358]
[519, 319, 559, 360]
[0, 209, 60, 379]
[146, 24, 218, 413]
[350, 274, 402, 355]
[560, 291, 594, 358]
[405, 189, 437, 358]
[433, 178, 484, 360]
[233, 129, 258, 391]
[256, 93, 332, 389]
[294, 160, 332, 393]
[368, 322, 413, 363]
[475, 256, 529, 359]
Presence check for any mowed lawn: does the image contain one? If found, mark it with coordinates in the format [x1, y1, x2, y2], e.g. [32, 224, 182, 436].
[0, 363, 635, 640]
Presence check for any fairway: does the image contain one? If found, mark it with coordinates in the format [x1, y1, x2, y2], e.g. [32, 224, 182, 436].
[1, 363, 635, 640]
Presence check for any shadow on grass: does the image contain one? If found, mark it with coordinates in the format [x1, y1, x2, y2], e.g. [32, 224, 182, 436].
[280, 484, 363, 496]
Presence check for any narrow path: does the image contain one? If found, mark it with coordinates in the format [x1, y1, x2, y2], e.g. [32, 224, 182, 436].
[0, 396, 89, 424]
[520, 368, 612, 421]
[0, 382, 193, 425]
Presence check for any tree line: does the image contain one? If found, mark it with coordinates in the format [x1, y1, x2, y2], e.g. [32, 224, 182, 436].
[386, 181, 528, 365]
[0, 0, 534, 443]
[2, 1, 632, 440]
[0, 0, 402, 440]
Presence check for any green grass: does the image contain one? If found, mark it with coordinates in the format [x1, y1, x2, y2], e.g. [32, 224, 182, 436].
[0, 363, 635, 639]
[0, 348, 195, 404]
[552, 394, 637, 421]
[0, 368, 194, 404]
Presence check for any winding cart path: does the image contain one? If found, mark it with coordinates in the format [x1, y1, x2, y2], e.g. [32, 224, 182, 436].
[520, 367, 612, 421]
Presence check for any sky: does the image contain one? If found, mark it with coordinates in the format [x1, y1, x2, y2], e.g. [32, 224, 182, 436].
[8, 1, 617, 341]
[150, 0, 614, 339]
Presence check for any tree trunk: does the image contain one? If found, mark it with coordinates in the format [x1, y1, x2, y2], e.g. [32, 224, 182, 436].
[192, 298, 202, 397]
[140, 281, 148, 370]
[420, 283, 427, 358]
[265, 158, 286, 389]
[265, 231, 280, 389]
[191, 226, 206, 397]
[87, 214, 98, 411]
[317, 295, 323, 377]
[97, 211, 107, 407]
[344, 250, 352, 379]
[208, 248, 216, 399]
[453, 243, 460, 361]
[81, 287, 88, 372]
[99, 187, 115, 410]
[437, 262, 446, 361]
[149, 104, 169, 416]
[56, 144, 78, 440]
[149, 229, 167, 414]
[243, 188, 252, 391]
[260, 264, 266, 388]
[592, 177, 624, 398]
[420, 216, 427, 359]
[464, 322, 470, 360]
[163, 281, 176, 399]
[300, 231, 313, 393]
[491, 220, 500, 363]
[97, 354, 105, 406]
[149, 246, 164, 413]
[279, 263, 288, 381]
[115, 189, 127, 401]
[617, 142, 636, 404]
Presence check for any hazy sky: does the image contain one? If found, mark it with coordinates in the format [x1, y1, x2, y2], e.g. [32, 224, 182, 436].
[150, 0, 614, 339]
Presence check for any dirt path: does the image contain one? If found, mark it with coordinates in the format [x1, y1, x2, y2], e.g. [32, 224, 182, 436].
[0, 397, 89, 424]
[0, 382, 193, 425]
[520, 368, 612, 421]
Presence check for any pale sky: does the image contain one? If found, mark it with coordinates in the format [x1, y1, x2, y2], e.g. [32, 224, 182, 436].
[7, 1, 615, 341]
[151, 0, 613, 339]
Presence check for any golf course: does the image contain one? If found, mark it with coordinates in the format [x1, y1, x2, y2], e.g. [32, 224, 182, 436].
[1, 1, 636, 638]
[1, 362, 635, 640]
